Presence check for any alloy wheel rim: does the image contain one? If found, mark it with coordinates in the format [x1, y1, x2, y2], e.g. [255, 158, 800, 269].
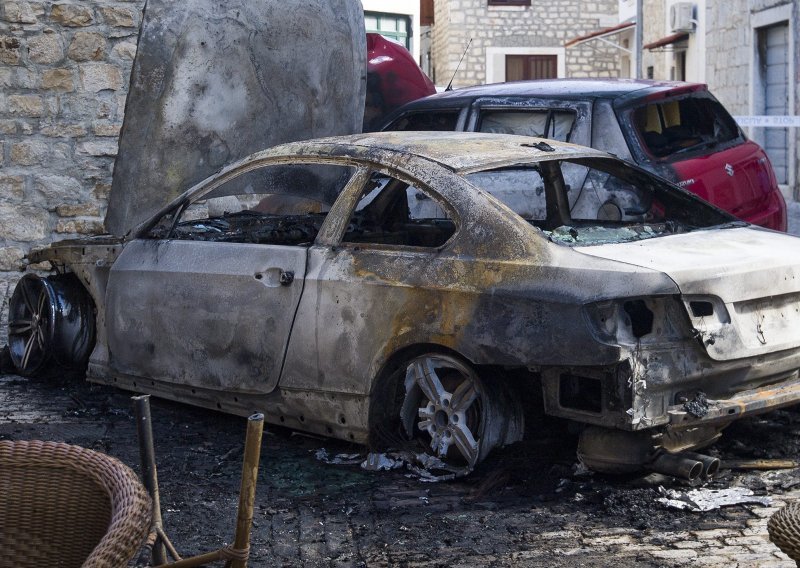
[8, 277, 51, 372]
[404, 356, 483, 467]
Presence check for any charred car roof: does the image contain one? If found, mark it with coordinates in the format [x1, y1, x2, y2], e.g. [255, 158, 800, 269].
[131, 131, 615, 235]
[131, 131, 671, 238]
[241, 131, 610, 173]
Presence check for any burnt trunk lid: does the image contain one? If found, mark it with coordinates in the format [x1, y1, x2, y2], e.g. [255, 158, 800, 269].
[575, 227, 800, 361]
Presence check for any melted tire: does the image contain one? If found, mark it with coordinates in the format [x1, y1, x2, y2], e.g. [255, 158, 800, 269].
[7, 273, 95, 378]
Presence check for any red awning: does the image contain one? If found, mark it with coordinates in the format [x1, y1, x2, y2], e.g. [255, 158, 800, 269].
[565, 21, 635, 48]
[643, 32, 689, 50]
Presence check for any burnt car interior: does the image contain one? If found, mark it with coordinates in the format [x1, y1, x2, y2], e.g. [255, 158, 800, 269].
[343, 173, 455, 248]
[146, 163, 349, 245]
[466, 157, 737, 244]
[145, 155, 735, 250]
[146, 164, 457, 249]
[632, 97, 741, 159]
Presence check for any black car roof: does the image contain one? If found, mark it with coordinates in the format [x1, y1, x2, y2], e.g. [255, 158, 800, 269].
[397, 78, 707, 107]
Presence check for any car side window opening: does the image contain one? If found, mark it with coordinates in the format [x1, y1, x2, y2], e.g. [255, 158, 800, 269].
[478, 109, 576, 142]
[632, 97, 740, 159]
[465, 157, 735, 245]
[342, 171, 455, 248]
[147, 163, 355, 246]
[383, 110, 461, 132]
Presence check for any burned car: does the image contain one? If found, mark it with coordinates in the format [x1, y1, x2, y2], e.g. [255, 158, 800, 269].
[10, 132, 800, 478]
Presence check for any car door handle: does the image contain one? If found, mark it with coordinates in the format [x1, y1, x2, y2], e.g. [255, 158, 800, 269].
[279, 270, 295, 285]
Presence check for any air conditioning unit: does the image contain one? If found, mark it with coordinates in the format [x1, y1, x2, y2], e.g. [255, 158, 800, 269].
[670, 2, 695, 33]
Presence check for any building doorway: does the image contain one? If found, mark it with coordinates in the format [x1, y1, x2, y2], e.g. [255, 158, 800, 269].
[756, 22, 789, 184]
[505, 54, 558, 81]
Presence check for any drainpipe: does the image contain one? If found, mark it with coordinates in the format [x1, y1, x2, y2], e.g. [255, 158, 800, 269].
[635, 0, 644, 78]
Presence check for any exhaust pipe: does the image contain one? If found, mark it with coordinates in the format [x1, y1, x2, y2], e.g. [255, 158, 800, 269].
[648, 451, 703, 481]
[682, 451, 721, 479]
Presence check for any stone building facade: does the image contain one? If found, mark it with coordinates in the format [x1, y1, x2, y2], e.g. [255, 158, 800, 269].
[705, 0, 799, 200]
[429, 0, 621, 88]
[0, 0, 145, 340]
[624, 0, 798, 201]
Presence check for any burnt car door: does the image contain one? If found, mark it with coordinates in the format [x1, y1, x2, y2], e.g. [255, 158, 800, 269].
[104, 162, 356, 396]
[279, 165, 462, 398]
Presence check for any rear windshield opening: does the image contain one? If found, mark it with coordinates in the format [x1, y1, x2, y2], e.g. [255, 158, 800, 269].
[631, 97, 740, 159]
[465, 157, 738, 246]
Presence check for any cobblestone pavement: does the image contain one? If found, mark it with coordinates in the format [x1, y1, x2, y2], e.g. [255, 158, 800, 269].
[1, 372, 798, 567]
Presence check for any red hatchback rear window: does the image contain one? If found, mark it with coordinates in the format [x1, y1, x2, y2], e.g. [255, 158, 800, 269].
[632, 97, 740, 159]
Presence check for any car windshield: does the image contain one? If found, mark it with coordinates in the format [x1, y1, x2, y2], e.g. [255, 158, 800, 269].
[465, 157, 739, 246]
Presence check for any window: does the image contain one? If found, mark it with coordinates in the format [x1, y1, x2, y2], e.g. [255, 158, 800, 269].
[466, 167, 547, 220]
[488, 0, 531, 6]
[384, 110, 461, 132]
[478, 109, 576, 142]
[365, 12, 411, 50]
[148, 164, 355, 245]
[630, 97, 740, 160]
[505, 54, 557, 81]
[342, 172, 455, 248]
[463, 157, 733, 244]
[420, 0, 434, 25]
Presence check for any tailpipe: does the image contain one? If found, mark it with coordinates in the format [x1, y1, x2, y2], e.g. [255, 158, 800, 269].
[682, 451, 721, 479]
[647, 451, 703, 481]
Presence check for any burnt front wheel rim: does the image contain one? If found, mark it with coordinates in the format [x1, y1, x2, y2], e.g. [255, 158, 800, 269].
[8, 275, 53, 375]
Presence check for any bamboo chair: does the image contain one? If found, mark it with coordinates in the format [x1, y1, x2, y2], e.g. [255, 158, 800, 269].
[132, 395, 264, 568]
[769, 501, 800, 566]
[0, 440, 152, 568]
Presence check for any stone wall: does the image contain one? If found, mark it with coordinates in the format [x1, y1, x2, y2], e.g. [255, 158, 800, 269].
[705, 0, 799, 200]
[0, 0, 145, 344]
[431, 0, 620, 88]
[704, 0, 752, 114]
[640, 0, 669, 80]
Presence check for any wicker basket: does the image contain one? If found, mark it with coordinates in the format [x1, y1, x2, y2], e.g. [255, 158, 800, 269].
[0, 440, 151, 568]
[768, 500, 800, 566]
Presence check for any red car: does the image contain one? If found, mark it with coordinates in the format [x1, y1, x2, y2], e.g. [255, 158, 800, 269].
[382, 79, 787, 231]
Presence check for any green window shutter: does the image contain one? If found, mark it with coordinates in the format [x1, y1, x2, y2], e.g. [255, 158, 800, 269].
[365, 11, 412, 51]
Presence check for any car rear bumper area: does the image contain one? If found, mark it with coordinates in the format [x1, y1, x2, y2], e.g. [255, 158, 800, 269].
[666, 371, 800, 428]
[541, 338, 800, 431]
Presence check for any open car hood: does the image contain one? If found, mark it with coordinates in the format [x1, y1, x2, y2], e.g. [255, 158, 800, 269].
[105, 0, 366, 237]
[576, 226, 800, 361]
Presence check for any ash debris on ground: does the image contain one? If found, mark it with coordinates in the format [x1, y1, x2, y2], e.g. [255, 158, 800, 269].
[1, 373, 798, 566]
